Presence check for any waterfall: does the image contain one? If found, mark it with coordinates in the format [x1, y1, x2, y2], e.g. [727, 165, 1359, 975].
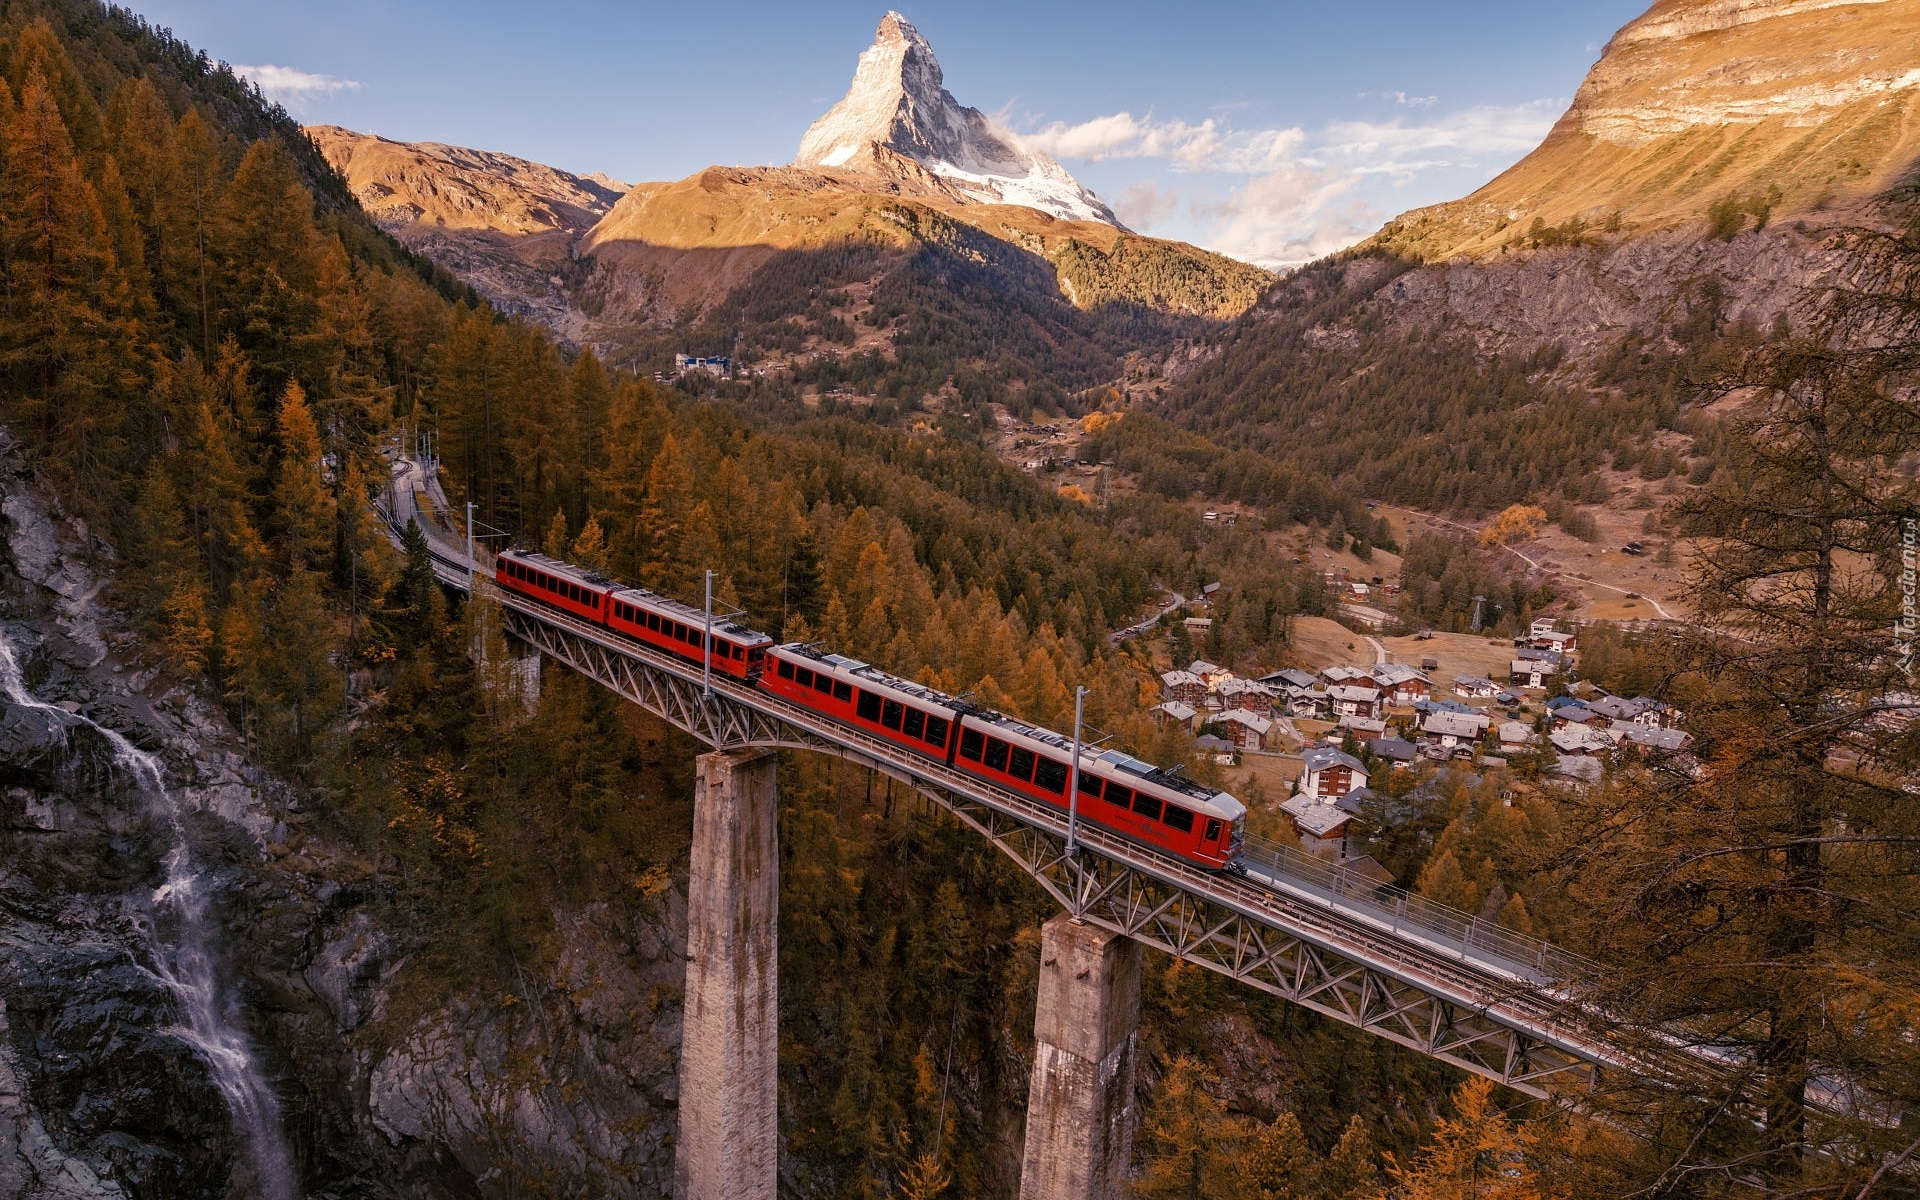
[0, 634, 300, 1200]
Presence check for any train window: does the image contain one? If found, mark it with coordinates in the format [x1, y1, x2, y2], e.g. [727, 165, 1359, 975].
[1034, 758, 1067, 794]
[902, 709, 925, 739]
[795, 667, 814, 687]
[856, 690, 881, 721]
[1007, 747, 1036, 782]
[881, 700, 903, 731]
[960, 729, 984, 760]
[777, 660, 795, 680]
[1161, 805, 1195, 833]
[812, 673, 831, 694]
[925, 716, 949, 746]
[1105, 784, 1132, 809]
[983, 738, 1009, 771]
[833, 681, 853, 702]
[1204, 819, 1222, 842]
[1079, 776, 1104, 800]
[1131, 792, 1163, 820]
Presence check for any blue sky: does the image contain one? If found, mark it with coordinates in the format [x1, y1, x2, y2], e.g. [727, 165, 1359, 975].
[132, 0, 1649, 267]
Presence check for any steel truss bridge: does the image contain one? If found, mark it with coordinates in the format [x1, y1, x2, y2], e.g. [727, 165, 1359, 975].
[378, 488, 1649, 1101]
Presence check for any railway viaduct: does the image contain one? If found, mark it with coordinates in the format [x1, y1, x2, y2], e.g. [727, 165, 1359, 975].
[379, 458, 1642, 1200]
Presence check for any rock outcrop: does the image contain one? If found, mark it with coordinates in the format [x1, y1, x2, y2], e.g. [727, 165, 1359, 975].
[0, 433, 689, 1198]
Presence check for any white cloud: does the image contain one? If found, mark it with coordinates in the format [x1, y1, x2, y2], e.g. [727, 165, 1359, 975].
[1020, 98, 1562, 268]
[233, 64, 363, 113]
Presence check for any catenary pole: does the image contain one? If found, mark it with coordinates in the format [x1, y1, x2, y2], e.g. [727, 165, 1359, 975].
[703, 570, 716, 700]
[1066, 686, 1088, 856]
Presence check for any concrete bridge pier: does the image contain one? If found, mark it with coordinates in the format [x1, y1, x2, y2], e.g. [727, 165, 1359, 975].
[675, 748, 779, 1200]
[1018, 913, 1142, 1200]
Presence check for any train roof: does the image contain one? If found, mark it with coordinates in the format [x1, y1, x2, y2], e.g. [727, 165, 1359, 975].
[502, 549, 772, 645]
[776, 644, 1244, 822]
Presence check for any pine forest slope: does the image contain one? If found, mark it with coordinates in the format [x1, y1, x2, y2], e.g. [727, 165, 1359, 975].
[1148, 0, 1920, 520]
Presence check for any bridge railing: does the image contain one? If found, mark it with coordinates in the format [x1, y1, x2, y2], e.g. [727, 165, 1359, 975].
[1234, 833, 1602, 988]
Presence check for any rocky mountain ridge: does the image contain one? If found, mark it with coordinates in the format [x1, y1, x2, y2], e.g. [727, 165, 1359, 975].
[795, 11, 1119, 226]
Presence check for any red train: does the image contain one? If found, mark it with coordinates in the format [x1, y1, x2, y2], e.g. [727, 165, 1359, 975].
[493, 549, 1246, 869]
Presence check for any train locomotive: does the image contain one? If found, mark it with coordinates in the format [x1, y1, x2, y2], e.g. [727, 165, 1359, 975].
[494, 548, 1246, 869]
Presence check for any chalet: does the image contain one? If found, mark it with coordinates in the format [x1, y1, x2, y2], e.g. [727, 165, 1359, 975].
[1260, 668, 1319, 691]
[1586, 695, 1651, 723]
[1188, 660, 1235, 689]
[1423, 709, 1491, 750]
[1159, 670, 1207, 705]
[1151, 701, 1197, 731]
[1337, 715, 1389, 740]
[1611, 723, 1693, 754]
[1322, 665, 1380, 689]
[1287, 687, 1331, 720]
[1328, 684, 1382, 719]
[1498, 721, 1539, 752]
[1373, 664, 1432, 706]
[1533, 629, 1578, 656]
[1552, 756, 1604, 789]
[1510, 659, 1551, 689]
[1216, 708, 1277, 750]
[1216, 677, 1276, 717]
[1183, 617, 1214, 636]
[1453, 675, 1498, 699]
[1372, 737, 1419, 766]
[1550, 725, 1617, 756]
[1552, 704, 1608, 730]
[1195, 734, 1237, 761]
[1280, 790, 1367, 856]
[1297, 745, 1370, 799]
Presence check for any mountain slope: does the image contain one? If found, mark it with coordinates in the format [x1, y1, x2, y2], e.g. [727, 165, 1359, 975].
[1377, 0, 1920, 262]
[795, 11, 1119, 226]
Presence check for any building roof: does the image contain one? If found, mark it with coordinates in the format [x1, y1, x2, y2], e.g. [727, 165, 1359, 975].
[1551, 725, 1616, 753]
[1337, 715, 1388, 734]
[1454, 675, 1496, 690]
[1424, 710, 1490, 738]
[1188, 660, 1222, 677]
[1497, 721, 1539, 745]
[1587, 695, 1648, 721]
[1328, 684, 1382, 703]
[1195, 734, 1236, 752]
[1261, 668, 1319, 690]
[1321, 666, 1376, 685]
[1373, 664, 1428, 686]
[1217, 677, 1274, 697]
[1511, 659, 1550, 676]
[1612, 722, 1692, 751]
[1152, 701, 1197, 722]
[1160, 669, 1204, 689]
[1554, 755, 1604, 783]
[1372, 737, 1419, 761]
[1217, 708, 1274, 735]
[1281, 792, 1355, 838]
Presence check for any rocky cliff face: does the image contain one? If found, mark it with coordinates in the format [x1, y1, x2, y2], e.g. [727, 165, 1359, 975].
[796, 12, 1119, 226]
[1378, 0, 1920, 264]
[1345, 0, 1920, 369]
[0, 433, 688, 1199]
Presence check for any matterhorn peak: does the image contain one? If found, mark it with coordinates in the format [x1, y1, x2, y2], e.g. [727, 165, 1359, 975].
[796, 12, 1122, 227]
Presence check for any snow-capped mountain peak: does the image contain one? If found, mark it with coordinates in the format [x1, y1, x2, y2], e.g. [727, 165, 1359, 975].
[795, 12, 1123, 228]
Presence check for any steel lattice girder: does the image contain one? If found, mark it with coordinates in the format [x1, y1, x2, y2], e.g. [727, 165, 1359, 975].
[497, 601, 1609, 1099]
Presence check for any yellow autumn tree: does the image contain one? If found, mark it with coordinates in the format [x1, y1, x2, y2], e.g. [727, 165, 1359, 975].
[1385, 1077, 1560, 1200]
[1477, 504, 1548, 548]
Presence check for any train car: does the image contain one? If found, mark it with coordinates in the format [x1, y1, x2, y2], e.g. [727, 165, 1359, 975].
[604, 586, 772, 681]
[495, 549, 610, 624]
[764, 644, 1244, 868]
[495, 550, 771, 680]
[955, 711, 1245, 868]
[762, 645, 967, 760]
